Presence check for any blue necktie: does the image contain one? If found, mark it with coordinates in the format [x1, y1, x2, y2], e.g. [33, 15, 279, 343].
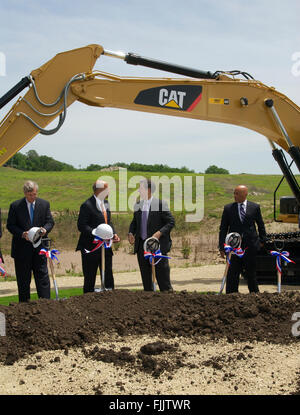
[30, 203, 34, 224]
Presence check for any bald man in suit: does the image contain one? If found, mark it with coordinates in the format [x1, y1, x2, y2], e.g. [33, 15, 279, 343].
[76, 180, 120, 293]
[219, 185, 266, 294]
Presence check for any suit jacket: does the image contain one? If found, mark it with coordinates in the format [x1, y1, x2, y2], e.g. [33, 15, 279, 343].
[219, 200, 266, 252]
[7, 197, 54, 259]
[129, 197, 175, 254]
[76, 196, 115, 252]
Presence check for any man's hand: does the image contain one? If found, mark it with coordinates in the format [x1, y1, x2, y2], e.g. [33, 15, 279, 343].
[128, 233, 135, 245]
[40, 227, 47, 236]
[219, 250, 225, 259]
[152, 231, 162, 240]
[22, 231, 29, 240]
[113, 234, 121, 243]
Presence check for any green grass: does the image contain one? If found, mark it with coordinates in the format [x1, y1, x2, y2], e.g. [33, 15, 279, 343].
[0, 166, 295, 214]
[0, 166, 297, 255]
[0, 287, 84, 306]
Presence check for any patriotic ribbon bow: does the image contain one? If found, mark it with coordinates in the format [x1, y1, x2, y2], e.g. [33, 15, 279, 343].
[0, 258, 6, 277]
[144, 249, 171, 265]
[270, 250, 295, 275]
[84, 236, 113, 254]
[39, 248, 60, 262]
[224, 243, 246, 264]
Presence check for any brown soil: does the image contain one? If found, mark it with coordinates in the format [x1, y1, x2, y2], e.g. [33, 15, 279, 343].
[0, 289, 300, 395]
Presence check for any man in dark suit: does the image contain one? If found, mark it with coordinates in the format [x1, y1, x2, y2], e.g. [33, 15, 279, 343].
[7, 180, 55, 302]
[219, 185, 266, 294]
[128, 179, 175, 291]
[76, 180, 120, 293]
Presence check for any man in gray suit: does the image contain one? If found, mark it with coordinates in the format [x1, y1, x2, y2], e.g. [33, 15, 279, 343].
[128, 179, 175, 291]
[219, 185, 266, 293]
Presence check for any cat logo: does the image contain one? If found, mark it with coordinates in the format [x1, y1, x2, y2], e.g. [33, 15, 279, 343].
[158, 88, 186, 109]
[134, 85, 202, 112]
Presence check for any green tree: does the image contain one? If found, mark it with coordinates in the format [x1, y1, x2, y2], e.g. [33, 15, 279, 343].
[205, 165, 229, 174]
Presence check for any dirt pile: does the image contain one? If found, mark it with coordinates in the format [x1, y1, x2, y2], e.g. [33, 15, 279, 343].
[0, 290, 299, 367]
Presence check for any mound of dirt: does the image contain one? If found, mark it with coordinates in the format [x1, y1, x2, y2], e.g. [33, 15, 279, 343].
[0, 289, 299, 367]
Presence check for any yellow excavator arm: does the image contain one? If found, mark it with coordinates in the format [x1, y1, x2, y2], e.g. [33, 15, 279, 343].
[1, 43, 300, 220]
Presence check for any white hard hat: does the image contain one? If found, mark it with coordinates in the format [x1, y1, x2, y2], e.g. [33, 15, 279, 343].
[143, 237, 160, 253]
[27, 227, 43, 248]
[225, 232, 241, 249]
[92, 223, 113, 240]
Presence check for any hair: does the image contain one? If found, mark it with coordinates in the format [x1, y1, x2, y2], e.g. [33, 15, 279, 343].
[23, 180, 38, 193]
[140, 178, 156, 194]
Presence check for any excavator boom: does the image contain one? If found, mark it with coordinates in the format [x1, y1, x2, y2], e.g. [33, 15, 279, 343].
[1, 43, 300, 191]
[2, 43, 300, 282]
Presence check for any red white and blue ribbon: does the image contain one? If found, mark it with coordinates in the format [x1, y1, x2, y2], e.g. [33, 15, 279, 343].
[39, 248, 60, 262]
[84, 237, 113, 254]
[270, 250, 295, 275]
[0, 258, 6, 277]
[224, 244, 246, 265]
[144, 249, 171, 265]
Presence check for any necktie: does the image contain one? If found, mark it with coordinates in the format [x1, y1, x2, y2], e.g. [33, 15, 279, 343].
[240, 203, 246, 222]
[101, 201, 108, 224]
[30, 203, 34, 224]
[140, 203, 148, 240]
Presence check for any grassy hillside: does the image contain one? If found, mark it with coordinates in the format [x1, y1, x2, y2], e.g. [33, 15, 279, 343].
[0, 166, 295, 212]
[0, 166, 297, 253]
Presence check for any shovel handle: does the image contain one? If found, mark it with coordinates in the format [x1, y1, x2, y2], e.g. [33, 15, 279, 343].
[277, 270, 281, 293]
[48, 257, 59, 300]
[151, 260, 157, 291]
[218, 252, 232, 294]
[101, 245, 105, 290]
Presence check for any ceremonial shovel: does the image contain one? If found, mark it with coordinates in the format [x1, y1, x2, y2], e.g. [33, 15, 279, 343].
[42, 238, 60, 300]
[218, 232, 242, 295]
[219, 251, 232, 295]
[144, 237, 160, 292]
[95, 244, 107, 292]
[91, 224, 114, 293]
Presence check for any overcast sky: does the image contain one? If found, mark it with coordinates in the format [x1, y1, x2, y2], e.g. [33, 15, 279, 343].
[0, 0, 300, 173]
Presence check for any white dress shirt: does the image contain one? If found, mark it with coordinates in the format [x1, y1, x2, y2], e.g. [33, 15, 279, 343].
[141, 196, 153, 220]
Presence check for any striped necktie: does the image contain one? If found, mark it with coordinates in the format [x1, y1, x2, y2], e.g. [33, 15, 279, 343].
[240, 203, 246, 222]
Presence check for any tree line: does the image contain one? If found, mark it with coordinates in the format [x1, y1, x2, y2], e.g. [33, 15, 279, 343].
[4, 150, 229, 174]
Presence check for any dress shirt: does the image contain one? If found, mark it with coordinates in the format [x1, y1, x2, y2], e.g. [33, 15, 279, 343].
[141, 196, 153, 220]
